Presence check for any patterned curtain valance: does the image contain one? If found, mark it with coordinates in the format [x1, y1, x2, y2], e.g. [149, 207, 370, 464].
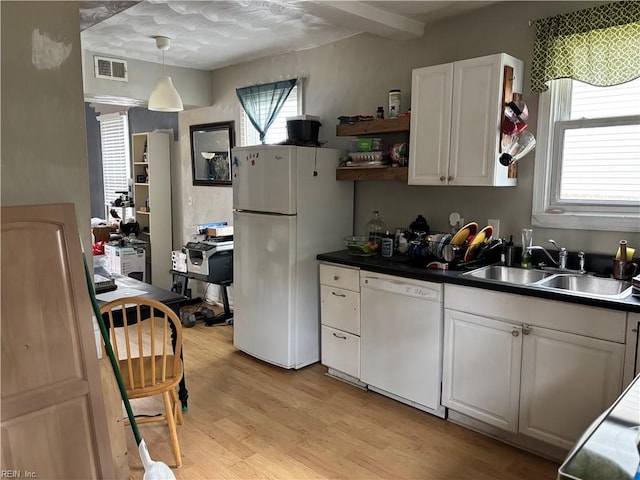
[531, 2, 640, 93]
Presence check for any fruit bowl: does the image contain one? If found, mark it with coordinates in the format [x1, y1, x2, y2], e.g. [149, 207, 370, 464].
[344, 235, 379, 256]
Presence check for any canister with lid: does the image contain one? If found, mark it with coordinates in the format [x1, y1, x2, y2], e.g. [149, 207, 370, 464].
[388, 89, 401, 118]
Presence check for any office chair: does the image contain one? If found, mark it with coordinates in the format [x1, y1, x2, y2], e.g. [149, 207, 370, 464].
[100, 297, 184, 467]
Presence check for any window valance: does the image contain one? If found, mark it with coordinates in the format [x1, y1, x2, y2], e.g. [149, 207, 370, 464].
[531, 2, 640, 93]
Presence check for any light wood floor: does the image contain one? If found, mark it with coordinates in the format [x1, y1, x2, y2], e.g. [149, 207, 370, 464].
[124, 309, 560, 479]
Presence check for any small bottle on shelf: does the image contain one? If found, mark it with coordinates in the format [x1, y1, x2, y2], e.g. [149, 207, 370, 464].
[376, 106, 384, 119]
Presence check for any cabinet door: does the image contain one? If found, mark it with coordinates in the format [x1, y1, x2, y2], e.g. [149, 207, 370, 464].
[408, 63, 453, 185]
[448, 55, 502, 186]
[443, 310, 522, 432]
[320, 285, 360, 335]
[519, 326, 624, 449]
[321, 326, 360, 379]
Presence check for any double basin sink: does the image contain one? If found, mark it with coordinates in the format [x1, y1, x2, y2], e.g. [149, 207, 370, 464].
[463, 265, 632, 299]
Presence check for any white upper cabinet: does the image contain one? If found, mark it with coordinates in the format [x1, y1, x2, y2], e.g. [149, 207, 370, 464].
[409, 53, 523, 187]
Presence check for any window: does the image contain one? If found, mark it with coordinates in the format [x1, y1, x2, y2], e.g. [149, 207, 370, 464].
[532, 78, 640, 232]
[240, 84, 300, 146]
[98, 112, 131, 213]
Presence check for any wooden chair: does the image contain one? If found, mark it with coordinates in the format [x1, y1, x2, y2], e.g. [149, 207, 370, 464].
[100, 296, 184, 467]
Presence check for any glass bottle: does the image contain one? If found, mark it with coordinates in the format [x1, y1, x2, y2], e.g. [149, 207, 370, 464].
[521, 228, 533, 269]
[366, 211, 387, 247]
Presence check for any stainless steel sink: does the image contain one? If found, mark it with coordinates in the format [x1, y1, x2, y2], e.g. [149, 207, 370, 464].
[462, 265, 553, 284]
[537, 274, 632, 298]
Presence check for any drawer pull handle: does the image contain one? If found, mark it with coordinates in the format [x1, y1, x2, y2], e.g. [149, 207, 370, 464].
[333, 275, 340, 281]
[522, 325, 532, 335]
[331, 291, 346, 297]
[333, 332, 347, 340]
[512, 329, 520, 337]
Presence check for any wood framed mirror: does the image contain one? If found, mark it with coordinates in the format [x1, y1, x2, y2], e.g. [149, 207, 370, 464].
[190, 121, 235, 186]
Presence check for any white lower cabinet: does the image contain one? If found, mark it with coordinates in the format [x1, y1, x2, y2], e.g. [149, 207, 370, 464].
[443, 285, 625, 450]
[519, 327, 623, 449]
[321, 326, 360, 379]
[319, 264, 361, 380]
[443, 310, 522, 432]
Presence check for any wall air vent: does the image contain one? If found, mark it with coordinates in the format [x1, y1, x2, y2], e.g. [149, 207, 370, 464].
[94, 56, 128, 82]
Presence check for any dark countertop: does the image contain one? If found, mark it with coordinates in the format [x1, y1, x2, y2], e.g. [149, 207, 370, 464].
[317, 250, 640, 313]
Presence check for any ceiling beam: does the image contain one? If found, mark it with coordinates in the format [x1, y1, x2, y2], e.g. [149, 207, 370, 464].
[305, 1, 425, 40]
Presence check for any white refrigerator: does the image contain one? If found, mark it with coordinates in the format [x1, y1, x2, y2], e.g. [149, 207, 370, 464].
[232, 145, 353, 369]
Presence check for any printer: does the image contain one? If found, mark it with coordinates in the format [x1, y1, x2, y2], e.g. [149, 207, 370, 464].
[184, 237, 233, 284]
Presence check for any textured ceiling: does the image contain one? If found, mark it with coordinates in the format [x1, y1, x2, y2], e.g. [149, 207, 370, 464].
[80, 1, 497, 71]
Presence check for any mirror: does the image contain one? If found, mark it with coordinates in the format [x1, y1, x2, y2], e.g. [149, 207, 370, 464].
[190, 121, 235, 186]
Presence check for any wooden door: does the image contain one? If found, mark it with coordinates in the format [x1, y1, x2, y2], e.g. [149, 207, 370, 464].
[1, 204, 115, 479]
[519, 326, 624, 449]
[443, 309, 522, 432]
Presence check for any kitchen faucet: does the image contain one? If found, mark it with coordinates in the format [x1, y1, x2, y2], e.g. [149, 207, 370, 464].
[548, 239, 568, 269]
[527, 239, 587, 273]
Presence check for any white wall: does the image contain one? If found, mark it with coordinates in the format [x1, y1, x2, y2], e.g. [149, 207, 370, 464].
[1, 1, 92, 250]
[83, 49, 212, 108]
[196, 0, 638, 254]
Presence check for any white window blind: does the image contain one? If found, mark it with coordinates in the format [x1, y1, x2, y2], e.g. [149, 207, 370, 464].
[532, 77, 640, 231]
[98, 112, 131, 207]
[240, 85, 299, 146]
[556, 79, 640, 204]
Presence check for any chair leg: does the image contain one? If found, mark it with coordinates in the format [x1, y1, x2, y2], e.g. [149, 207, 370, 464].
[171, 388, 184, 425]
[163, 391, 182, 468]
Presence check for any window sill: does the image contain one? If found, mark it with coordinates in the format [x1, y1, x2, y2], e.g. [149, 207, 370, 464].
[532, 211, 640, 232]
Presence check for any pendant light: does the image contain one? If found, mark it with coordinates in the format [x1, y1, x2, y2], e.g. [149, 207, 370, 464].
[148, 36, 183, 112]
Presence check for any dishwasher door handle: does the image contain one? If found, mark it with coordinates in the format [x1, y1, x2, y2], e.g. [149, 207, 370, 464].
[362, 277, 441, 301]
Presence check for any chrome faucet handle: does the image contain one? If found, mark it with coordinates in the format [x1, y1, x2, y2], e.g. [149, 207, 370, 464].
[578, 251, 586, 274]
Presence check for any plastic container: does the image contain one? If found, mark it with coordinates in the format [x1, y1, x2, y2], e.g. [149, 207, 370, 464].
[349, 138, 383, 152]
[389, 89, 401, 118]
[366, 211, 387, 247]
[286, 115, 321, 143]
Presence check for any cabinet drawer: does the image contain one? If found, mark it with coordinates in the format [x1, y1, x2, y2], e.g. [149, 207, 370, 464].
[320, 264, 360, 292]
[321, 285, 360, 335]
[321, 325, 360, 379]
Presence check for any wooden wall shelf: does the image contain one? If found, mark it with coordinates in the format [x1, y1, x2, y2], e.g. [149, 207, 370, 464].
[336, 117, 410, 136]
[336, 167, 408, 181]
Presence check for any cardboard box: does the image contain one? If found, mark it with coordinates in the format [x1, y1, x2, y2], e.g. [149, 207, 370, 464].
[206, 226, 234, 237]
[104, 244, 146, 281]
[92, 225, 118, 243]
[191, 222, 227, 235]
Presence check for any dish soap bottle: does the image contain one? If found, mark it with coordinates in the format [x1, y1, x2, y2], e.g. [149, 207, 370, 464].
[504, 235, 515, 267]
[381, 230, 394, 258]
[366, 211, 386, 248]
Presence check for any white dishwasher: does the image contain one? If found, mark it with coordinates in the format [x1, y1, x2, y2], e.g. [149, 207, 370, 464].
[360, 271, 445, 418]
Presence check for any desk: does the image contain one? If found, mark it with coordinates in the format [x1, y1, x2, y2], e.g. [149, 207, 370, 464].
[96, 274, 190, 410]
[171, 270, 233, 324]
